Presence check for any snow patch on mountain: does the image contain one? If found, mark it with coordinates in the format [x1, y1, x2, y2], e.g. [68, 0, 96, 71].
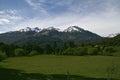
[19, 26, 85, 33]
[44, 27, 60, 31]
[64, 26, 84, 32]
[19, 27, 41, 32]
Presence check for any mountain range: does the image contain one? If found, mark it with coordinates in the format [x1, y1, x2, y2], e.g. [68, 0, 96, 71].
[0, 26, 102, 46]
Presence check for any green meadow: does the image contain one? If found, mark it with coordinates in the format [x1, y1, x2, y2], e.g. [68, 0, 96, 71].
[0, 55, 120, 80]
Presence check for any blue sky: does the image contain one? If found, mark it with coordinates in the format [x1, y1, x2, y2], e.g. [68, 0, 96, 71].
[0, 0, 120, 36]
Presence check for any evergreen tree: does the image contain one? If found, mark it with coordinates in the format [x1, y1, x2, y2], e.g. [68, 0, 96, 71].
[68, 40, 76, 48]
[45, 44, 53, 54]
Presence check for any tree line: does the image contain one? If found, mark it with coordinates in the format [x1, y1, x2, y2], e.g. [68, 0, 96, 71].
[0, 40, 119, 61]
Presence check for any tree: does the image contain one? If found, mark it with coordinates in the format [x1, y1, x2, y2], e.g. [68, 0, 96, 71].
[32, 45, 43, 54]
[23, 45, 33, 56]
[63, 47, 87, 56]
[0, 44, 15, 57]
[63, 42, 68, 50]
[87, 47, 98, 55]
[14, 48, 25, 56]
[53, 41, 58, 55]
[75, 47, 87, 56]
[103, 47, 115, 56]
[68, 40, 76, 48]
[63, 48, 75, 55]
[0, 51, 7, 61]
[44, 44, 53, 54]
[29, 50, 38, 56]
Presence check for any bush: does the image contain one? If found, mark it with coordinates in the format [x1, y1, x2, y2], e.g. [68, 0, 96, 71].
[87, 47, 98, 55]
[75, 47, 87, 56]
[0, 51, 7, 61]
[103, 47, 115, 56]
[14, 48, 25, 56]
[29, 50, 38, 56]
[63, 48, 75, 55]
[63, 47, 87, 56]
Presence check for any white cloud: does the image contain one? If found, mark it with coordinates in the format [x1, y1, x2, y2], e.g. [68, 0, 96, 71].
[25, 0, 39, 9]
[0, 9, 23, 25]
[0, 18, 10, 25]
[6, 9, 18, 15]
[25, 0, 48, 14]
[25, 0, 74, 15]
[0, 11, 5, 14]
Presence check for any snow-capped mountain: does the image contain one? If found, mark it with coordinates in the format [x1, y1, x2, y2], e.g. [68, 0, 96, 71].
[34, 27, 41, 32]
[64, 26, 84, 32]
[107, 33, 120, 38]
[44, 27, 59, 31]
[0, 26, 103, 45]
[19, 27, 41, 32]
[18, 26, 85, 33]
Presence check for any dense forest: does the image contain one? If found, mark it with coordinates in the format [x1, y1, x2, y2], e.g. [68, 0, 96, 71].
[1, 34, 120, 61]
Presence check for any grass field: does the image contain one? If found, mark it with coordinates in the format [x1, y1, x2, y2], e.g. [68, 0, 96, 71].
[0, 55, 120, 80]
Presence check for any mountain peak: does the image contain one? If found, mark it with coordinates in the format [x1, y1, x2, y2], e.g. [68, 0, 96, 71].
[19, 27, 41, 32]
[19, 27, 31, 32]
[107, 33, 120, 38]
[45, 27, 59, 31]
[33, 27, 41, 32]
[0, 26, 102, 45]
[41, 27, 59, 32]
[64, 26, 85, 32]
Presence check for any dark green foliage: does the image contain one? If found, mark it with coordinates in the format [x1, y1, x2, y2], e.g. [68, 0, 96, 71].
[63, 48, 75, 55]
[29, 50, 38, 56]
[0, 51, 7, 61]
[68, 40, 76, 48]
[0, 43, 16, 57]
[22, 45, 32, 55]
[53, 41, 58, 54]
[96, 34, 120, 46]
[75, 47, 87, 56]
[44, 44, 53, 54]
[14, 48, 25, 56]
[103, 47, 116, 56]
[32, 45, 44, 54]
[0, 35, 120, 58]
[63, 47, 87, 56]
[87, 47, 98, 55]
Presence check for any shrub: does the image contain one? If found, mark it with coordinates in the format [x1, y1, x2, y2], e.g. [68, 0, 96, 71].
[63, 47, 87, 56]
[0, 51, 7, 61]
[14, 48, 25, 56]
[103, 47, 115, 56]
[87, 47, 98, 55]
[29, 50, 38, 56]
[75, 47, 87, 56]
[63, 48, 75, 55]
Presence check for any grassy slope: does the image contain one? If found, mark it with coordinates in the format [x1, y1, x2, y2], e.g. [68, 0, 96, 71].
[0, 55, 120, 79]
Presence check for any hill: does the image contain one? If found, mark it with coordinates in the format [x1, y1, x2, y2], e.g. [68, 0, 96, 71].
[96, 34, 120, 46]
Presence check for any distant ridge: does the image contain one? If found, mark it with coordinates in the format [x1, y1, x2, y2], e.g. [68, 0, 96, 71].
[0, 26, 102, 45]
